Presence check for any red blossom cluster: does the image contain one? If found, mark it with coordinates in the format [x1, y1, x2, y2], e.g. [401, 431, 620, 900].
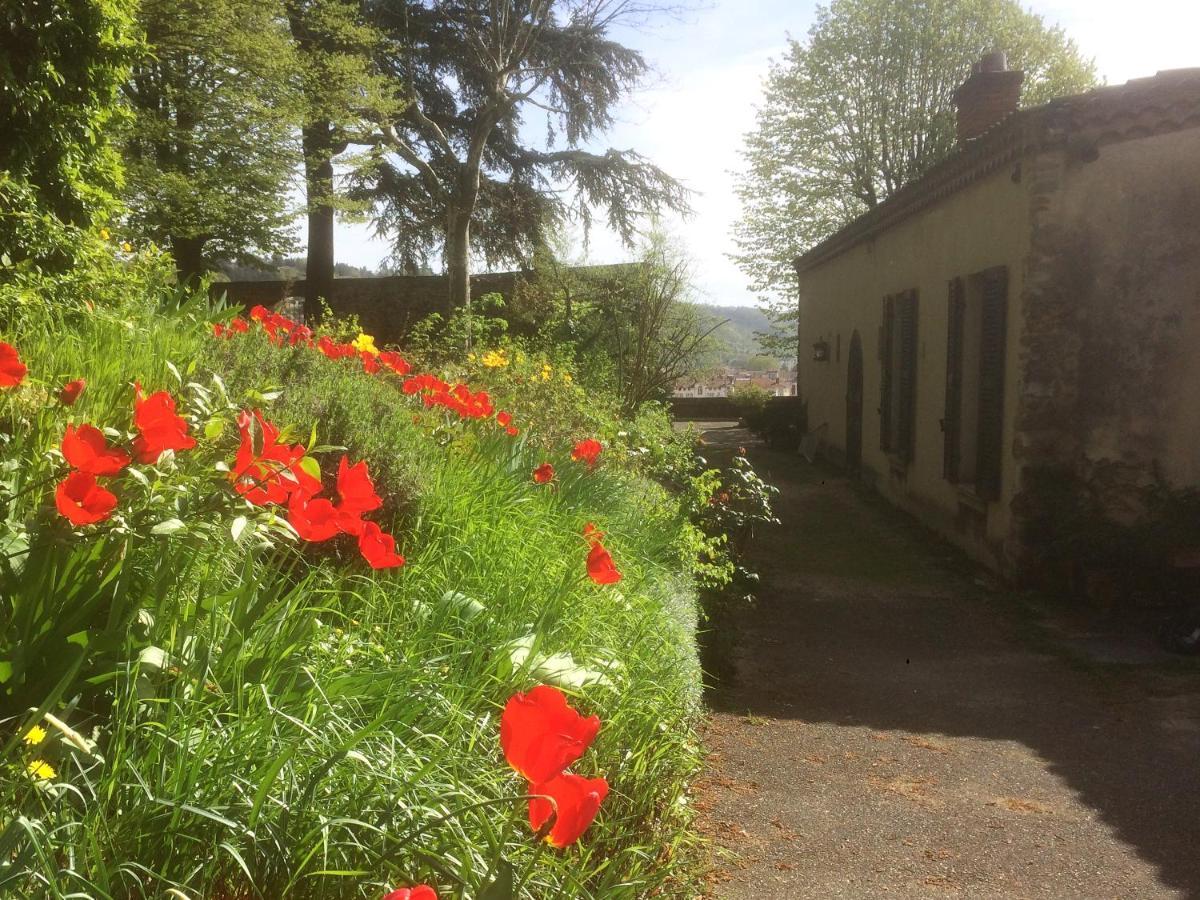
[230, 410, 404, 569]
[583, 523, 622, 585]
[402, 373, 495, 421]
[532, 462, 555, 484]
[570, 438, 602, 468]
[500, 685, 609, 848]
[53, 386, 194, 526]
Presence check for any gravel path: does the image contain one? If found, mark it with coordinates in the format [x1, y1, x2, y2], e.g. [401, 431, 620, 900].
[695, 425, 1200, 900]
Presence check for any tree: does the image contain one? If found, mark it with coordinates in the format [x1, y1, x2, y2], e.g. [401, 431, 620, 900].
[0, 0, 140, 265]
[350, 0, 691, 313]
[732, 0, 1098, 347]
[285, 0, 397, 320]
[121, 0, 302, 281]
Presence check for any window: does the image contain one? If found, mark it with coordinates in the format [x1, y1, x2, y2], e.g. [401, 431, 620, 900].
[943, 267, 1008, 500]
[880, 289, 918, 463]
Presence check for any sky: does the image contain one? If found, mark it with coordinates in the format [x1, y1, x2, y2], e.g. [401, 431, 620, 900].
[332, 0, 1199, 307]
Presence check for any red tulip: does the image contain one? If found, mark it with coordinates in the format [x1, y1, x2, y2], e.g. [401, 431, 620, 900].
[55, 471, 117, 525]
[0, 343, 27, 388]
[337, 456, 382, 516]
[528, 772, 609, 848]
[532, 463, 555, 484]
[582, 522, 603, 543]
[570, 439, 602, 468]
[586, 541, 622, 585]
[382, 887, 437, 900]
[497, 411, 513, 428]
[500, 685, 600, 783]
[58, 378, 86, 406]
[287, 491, 343, 542]
[62, 424, 130, 475]
[358, 521, 405, 569]
[231, 410, 318, 504]
[230, 316, 250, 333]
[378, 350, 411, 376]
[132, 385, 196, 463]
[249, 305, 270, 322]
[212, 323, 228, 338]
[361, 352, 381, 374]
[506, 425, 519, 437]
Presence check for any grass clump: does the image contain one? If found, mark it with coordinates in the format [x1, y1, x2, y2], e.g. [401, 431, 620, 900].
[0, 270, 706, 898]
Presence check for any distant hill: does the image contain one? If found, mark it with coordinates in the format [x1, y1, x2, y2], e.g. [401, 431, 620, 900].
[693, 303, 793, 368]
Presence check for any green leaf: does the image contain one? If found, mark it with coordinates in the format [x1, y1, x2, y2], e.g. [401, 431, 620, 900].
[67, 631, 89, 649]
[231, 516, 248, 543]
[479, 860, 514, 900]
[166, 361, 182, 383]
[152, 518, 186, 535]
[298, 455, 321, 482]
[204, 418, 225, 440]
[0, 661, 11, 684]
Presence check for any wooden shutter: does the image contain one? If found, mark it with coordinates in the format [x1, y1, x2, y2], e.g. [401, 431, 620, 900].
[879, 295, 894, 451]
[896, 290, 919, 463]
[975, 267, 1008, 500]
[943, 278, 965, 482]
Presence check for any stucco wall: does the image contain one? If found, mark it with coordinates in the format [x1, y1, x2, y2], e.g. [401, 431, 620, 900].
[797, 165, 1033, 568]
[1051, 128, 1200, 506]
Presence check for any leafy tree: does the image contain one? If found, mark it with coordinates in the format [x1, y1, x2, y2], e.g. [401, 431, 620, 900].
[733, 0, 1098, 350]
[121, 0, 302, 281]
[349, 0, 691, 313]
[0, 0, 140, 265]
[285, 0, 398, 320]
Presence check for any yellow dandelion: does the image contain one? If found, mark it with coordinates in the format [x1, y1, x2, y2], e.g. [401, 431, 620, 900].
[99, 228, 111, 241]
[23, 725, 47, 746]
[121, 241, 133, 253]
[27, 759, 56, 781]
[351, 333, 379, 356]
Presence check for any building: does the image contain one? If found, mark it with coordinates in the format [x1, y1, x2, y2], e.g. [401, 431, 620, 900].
[795, 55, 1200, 577]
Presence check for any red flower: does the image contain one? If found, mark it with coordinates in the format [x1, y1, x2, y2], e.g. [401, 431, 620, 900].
[358, 521, 405, 569]
[379, 350, 411, 376]
[506, 425, 519, 437]
[361, 352, 381, 374]
[287, 491, 342, 542]
[382, 887, 437, 900]
[231, 409, 318, 505]
[586, 541, 622, 585]
[132, 386, 196, 463]
[55, 471, 117, 525]
[496, 411, 513, 428]
[213, 323, 227, 338]
[58, 378, 86, 406]
[0, 343, 27, 388]
[528, 772, 609, 848]
[289, 325, 314, 347]
[249, 305, 270, 322]
[337, 456, 382, 516]
[500, 685, 600, 783]
[570, 439, 602, 468]
[230, 316, 250, 333]
[532, 463, 555, 484]
[582, 522, 604, 543]
[62, 424, 130, 475]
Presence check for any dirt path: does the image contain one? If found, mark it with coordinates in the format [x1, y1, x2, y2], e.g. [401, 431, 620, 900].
[695, 424, 1200, 900]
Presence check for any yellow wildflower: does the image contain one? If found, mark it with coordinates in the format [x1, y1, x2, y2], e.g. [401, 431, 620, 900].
[481, 350, 508, 368]
[562, 372, 573, 383]
[540, 364, 552, 382]
[121, 241, 134, 253]
[351, 333, 379, 356]
[99, 228, 111, 241]
[23, 725, 47, 746]
[27, 759, 56, 781]
[468, 352, 476, 361]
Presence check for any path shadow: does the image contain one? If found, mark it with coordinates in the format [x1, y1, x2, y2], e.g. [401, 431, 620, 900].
[698, 423, 1200, 897]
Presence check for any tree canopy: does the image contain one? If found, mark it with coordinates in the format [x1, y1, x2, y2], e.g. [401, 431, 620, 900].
[348, 0, 691, 312]
[121, 0, 302, 280]
[732, 0, 1098, 347]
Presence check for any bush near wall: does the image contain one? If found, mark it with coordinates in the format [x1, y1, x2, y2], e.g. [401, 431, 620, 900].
[0, 251, 710, 898]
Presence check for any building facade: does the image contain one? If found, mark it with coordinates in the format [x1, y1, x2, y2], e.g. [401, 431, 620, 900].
[795, 59, 1200, 577]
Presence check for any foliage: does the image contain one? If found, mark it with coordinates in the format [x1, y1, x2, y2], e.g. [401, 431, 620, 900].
[733, 0, 1099, 344]
[728, 383, 771, 415]
[0, 0, 141, 266]
[0, 273, 709, 897]
[121, 0, 303, 280]
[347, 0, 691, 309]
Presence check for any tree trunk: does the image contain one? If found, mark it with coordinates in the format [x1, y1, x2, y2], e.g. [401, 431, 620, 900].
[446, 206, 472, 317]
[172, 235, 206, 283]
[301, 121, 336, 324]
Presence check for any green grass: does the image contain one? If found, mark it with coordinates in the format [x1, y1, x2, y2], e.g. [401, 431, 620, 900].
[0, 282, 705, 898]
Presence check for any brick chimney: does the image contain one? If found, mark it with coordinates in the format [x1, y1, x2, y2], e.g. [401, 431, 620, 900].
[953, 51, 1024, 143]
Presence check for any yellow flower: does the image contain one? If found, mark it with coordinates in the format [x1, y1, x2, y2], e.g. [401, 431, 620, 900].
[121, 241, 133, 253]
[351, 333, 379, 356]
[99, 228, 111, 241]
[481, 350, 509, 368]
[468, 353, 476, 361]
[562, 372, 572, 383]
[23, 725, 47, 746]
[540, 364, 552, 382]
[27, 759, 56, 781]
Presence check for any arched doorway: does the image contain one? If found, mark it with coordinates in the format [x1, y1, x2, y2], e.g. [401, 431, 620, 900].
[846, 330, 863, 472]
